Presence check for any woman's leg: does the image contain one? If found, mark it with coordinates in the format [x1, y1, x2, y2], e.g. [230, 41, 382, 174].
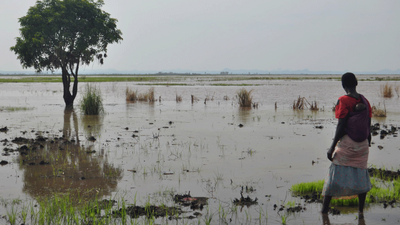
[321, 195, 332, 214]
[358, 192, 367, 213]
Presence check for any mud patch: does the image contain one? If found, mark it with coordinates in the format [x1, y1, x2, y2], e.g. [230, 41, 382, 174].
[174, 192, 208, 211]
[368, 167, 400, 180]
[233, 190, 258, 206]
[114, 205, 182, 219]
[0, 127, 8, 133]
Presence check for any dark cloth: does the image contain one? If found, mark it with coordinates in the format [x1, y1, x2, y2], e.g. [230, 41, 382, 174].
[335, 94, 371, 142]
[345, 95, 370, 142]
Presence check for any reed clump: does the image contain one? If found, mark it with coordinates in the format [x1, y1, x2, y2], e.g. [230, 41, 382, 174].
[126, 87, 137, 102]
[138, 87, 155, 102]
[79, 84, 104, 115]
[293, 96, 319, 111]
[126, 87, 155, 102]
[176, 94, 182, 102]
[237, 88, 253, 107]
[372, 103, 386, 117]
[380, 83, 393, 98]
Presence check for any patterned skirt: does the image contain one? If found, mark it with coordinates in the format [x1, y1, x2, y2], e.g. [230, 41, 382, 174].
[322, 164, 372, 197]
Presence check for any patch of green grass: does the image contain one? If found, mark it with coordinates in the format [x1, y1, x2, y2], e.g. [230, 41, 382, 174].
[79, 84, 104, 115]
[0, 106, 34, 111]
[291, 177, 400, 207]
[291, 180, 324, 193]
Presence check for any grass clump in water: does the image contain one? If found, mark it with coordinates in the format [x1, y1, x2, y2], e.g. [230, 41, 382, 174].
[126, 87, 155, 102]
[292, 96, 319, 111]
[138, 87, 155, 102]
[126, 87, 137, 102]
[80, 84, 104, 115]
[372, 102, 386, 117]
[236, 88, 253, 107]
[380, 83, 393, 98]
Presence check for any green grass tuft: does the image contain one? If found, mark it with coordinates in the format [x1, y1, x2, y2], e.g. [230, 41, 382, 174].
[291, 180, 324, 194]
[291, 177, 400, 207]
[79, 84, 104, 115]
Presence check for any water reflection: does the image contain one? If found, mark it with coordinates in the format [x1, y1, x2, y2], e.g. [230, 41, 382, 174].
[237, 107, 252, 123]
[322, 214, 366, 225]
[19, 109, 122, 202]
[81, 114, 104, 138]
[63, 108, 79, 142]
[126, 102, 156, 121]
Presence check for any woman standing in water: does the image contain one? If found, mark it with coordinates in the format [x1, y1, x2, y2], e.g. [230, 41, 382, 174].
[322, 72, 372, 216]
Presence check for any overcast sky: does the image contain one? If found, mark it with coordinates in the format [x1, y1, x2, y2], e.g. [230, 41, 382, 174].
[1, 0, 399, 73]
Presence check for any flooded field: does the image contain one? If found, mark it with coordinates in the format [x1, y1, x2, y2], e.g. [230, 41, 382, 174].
[0, 75, 400, 225]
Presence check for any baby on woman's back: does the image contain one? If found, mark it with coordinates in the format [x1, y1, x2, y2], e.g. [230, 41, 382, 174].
[354, 103, 366, 112]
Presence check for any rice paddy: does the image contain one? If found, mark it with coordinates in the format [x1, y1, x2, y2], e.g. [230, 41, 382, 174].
[290, 168, 400, 207]
[0, 75, 399, 224]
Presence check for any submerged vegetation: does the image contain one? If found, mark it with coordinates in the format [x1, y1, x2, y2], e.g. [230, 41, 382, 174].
[372, 102, 387, 117]
[0, 106, 34, 111]
[79, 84, 104, 115]
[1, 193, 185, 225]
[126, 87, 155, 102]
[380, 83, 393, 98]
[1, 75, 399, 224]
[291, 167, 400, 208]
[236, 88, 253, 107]
[292, 96, 319, 111]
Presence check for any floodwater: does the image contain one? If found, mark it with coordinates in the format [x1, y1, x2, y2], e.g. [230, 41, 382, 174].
[0, 75, 400, 224]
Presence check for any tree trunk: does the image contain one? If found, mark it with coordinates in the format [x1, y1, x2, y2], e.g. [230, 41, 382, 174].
[62, 67, 78, 108]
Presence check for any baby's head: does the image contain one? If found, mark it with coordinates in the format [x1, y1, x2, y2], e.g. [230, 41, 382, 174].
[354, 103, 366, 112]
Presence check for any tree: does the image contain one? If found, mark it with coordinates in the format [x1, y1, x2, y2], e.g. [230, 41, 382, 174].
[10, 0, 123, 108]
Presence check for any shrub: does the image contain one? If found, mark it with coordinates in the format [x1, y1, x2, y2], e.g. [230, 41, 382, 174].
[80, 84, 104, 115]
[237, 88, 253, 107]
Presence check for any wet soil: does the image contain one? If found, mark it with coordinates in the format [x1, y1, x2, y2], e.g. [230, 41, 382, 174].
[233, 186, 258, 207]
[368, 167, 400, 181]
[174, 192, 208, 211]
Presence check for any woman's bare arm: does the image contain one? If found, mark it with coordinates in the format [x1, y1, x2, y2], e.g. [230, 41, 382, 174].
[327, 118, 347, 161]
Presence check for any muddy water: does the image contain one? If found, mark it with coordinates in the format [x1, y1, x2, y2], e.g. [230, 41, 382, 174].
[0, 77, 400, 224]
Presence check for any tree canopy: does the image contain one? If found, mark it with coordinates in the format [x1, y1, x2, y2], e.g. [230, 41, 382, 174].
[11, 0, 123, 107]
